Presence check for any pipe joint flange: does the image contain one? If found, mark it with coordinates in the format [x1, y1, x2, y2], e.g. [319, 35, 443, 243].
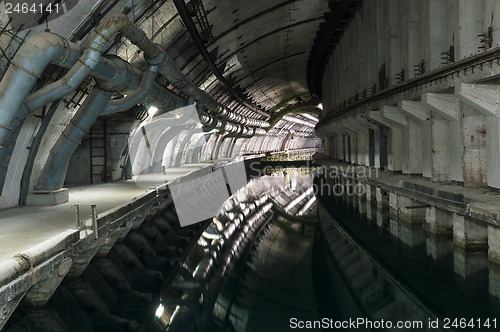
[202, 115, 218, 132]
[52, 36, 73, 67]
[96, 55, 134, 91]
[144, 43, 166, 66]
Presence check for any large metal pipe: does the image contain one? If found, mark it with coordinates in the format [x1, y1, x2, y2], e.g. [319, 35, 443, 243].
[0, 33, 73, 153]
[101, 65, 158, 115]
[0, 14, 266, 194]
[101, 14, 269, 129]
[35, 88, 113, 190]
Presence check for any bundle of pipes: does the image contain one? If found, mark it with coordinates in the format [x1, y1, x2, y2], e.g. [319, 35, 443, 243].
[0, 13, 269, 192]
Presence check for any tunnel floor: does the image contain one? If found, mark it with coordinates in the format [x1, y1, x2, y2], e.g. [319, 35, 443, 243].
[0, 164, 211, 262]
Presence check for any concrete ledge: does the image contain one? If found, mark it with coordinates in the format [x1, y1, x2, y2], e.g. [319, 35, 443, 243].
[26, 188, 69, 206]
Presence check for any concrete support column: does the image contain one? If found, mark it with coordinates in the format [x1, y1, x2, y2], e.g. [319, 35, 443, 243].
[338, 122, 358, 165]
[356, 115, 379, 167]
[343, 119, 369, 166]
[453, 214, 488, 251]
[388, 192, 399, 219]
[374, 187, 389, 228]
[395, 195, 427, 225]
[357, 181, 367, 215]
[489, 263, 500, 306]
[365, 183, 376, 220]
[426, 236, 453, 261]
[389, 192, 427, 245]
[332, 126, 351, 162]
[454, 250, 488, 298]
[398, 101, 431, 175]
[488, 225, 500, 265]
[381, 106, 407, 172]
[456, 84, 494, 188]
[422, 93, 463, 183]
[425, 207, 453, 235]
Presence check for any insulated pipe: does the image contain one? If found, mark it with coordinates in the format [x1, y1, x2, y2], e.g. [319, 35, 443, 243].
[100, 14, 269, 129]
[0, 54, 182, 193]
[0, 19, 264, 192]
[0, 33, 73, 151]
[21, 12, 139, 113]
[35, 88, 113, 190]
[101, 65, 158, 115]
[0, 33, 77, 194]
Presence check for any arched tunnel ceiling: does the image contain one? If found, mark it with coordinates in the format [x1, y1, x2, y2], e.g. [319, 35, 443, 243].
[101, 0, 334, 129]
[1, 0, 359, 134]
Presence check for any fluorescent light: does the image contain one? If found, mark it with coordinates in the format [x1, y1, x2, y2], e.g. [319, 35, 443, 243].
[155, 304, 164, 318]
[283, 115, 316, 127]
[148, 106, 159, 116]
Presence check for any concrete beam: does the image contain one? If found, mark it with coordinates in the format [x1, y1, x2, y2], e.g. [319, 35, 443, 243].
[456, 84, 500, 116]
[381, 106, 408, 126]
[67, 246, 100, 277]
[23, 257, 73, 306]
[422, 93, 458, 120]
[398, 101, 430, 122]
[331, 123, 351, 136]
[0, 293, 26, 330]
[399, 101, 431, 177]
[355, 114, 379, 130]
[96, 232, 124, 256]
[368, 111, 393, 128]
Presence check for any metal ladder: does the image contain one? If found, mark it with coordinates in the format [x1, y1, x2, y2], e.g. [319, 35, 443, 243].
[89, 119, 108, 184]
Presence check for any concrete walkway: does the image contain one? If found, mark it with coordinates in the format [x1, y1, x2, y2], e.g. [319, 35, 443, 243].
[0, 164, 212, 262]
[314, 156, 500, 225]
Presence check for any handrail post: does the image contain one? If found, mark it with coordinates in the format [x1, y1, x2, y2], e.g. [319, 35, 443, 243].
[91, 204, 98, 239]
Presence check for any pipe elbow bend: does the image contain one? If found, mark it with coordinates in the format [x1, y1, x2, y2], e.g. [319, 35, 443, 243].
[144, 43, 166, 66]
[11, 32, 71, 74]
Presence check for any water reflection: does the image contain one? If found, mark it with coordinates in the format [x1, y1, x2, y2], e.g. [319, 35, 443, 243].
[152, 171, 320, 332]
[316, 175, 499, 329]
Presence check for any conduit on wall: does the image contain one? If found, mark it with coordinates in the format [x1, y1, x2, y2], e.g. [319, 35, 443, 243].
[0, 14, 270, 194]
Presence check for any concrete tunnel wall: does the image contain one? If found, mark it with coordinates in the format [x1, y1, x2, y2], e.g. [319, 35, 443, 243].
[315, 0, 500, 301]
[0, 96, 315, 210]
[319, 0, 500, 189]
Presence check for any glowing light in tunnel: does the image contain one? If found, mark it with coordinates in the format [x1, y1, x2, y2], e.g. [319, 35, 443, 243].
[300, 113, 319, 123]
[283, 115, 316, 127]
[155, 304, 165, 318]
[317, 103, 323, 110]
[148, 105, 159, 116]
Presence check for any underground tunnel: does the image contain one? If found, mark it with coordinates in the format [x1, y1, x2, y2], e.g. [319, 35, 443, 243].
[1, 0, 500, 331]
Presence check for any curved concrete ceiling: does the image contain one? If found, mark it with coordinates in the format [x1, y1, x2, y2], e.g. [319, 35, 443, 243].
[104, 0, 331, 124]
[0, 0, 359, 131]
